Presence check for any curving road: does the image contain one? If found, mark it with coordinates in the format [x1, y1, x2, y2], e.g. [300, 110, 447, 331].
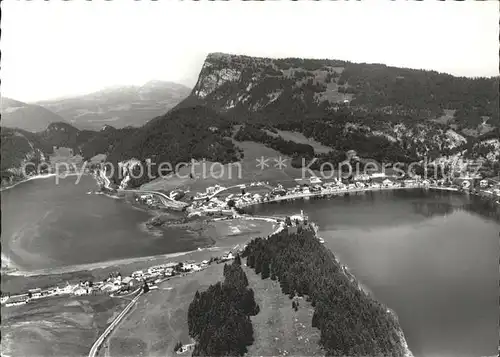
[88, 290, 143, 357]
[205, 183, 273, 200]
[124, 189, 188, 208]
[98, 169, 187, 209]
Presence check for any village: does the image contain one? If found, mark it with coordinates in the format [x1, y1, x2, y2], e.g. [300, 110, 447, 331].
[0, 209, 321, 309]
[136, 171, 500, 215]
[4, 170, 499, 309]
[0, 250, 241, 308]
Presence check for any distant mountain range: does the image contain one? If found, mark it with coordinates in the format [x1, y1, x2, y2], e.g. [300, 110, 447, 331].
[1, 81, 190, 132]
[2, 55, 499, 188]
[33, 80, 191, 130]
[1, 97, 68, 132]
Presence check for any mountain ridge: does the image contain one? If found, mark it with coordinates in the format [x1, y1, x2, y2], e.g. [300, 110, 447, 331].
[2, 54, 498, 188]
[1, 97, 68, 132]
[191, 52, 499, 130]
[32, 80, 191, 130]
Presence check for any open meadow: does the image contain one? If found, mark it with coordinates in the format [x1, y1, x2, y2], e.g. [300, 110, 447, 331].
[242, 263, 325, 357]
[265, 129, 333, 154]
[140, 140, 316, 193]
[1, 295, 127, 357]
[101, 257, 325, 357]
[102, 264, 226, 357]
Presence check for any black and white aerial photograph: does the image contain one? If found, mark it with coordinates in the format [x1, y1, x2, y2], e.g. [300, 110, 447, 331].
[1, 1, 499, 357]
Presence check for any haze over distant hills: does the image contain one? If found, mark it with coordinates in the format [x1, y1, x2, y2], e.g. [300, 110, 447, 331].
[2, 54, 499, 189]
[1, 97, 68, 132]
[33, 80, 191, 130]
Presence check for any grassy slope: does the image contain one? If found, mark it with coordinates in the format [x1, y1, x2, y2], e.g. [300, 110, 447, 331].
[1, 219, 275, 357]
[242, 263, 324, 357]
[105, 260, 326, 357]
[103, 264, 225, 357]
[266, 129, 333, 154]
[1, 295, 127, 357]
[140, 140, 324, 193]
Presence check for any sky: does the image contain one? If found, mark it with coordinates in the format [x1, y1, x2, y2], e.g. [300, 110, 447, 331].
[2, 0, 499, 103]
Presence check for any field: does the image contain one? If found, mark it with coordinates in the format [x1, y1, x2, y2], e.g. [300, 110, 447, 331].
[266, 129, 334, 154]
[1, 218, 275, 357]
[213, 183, 275, 200]
[431, 109, 457, 125]
[140, 140, 316, 193]
[242, 263, 324, 357]
[102, 264, 226, 357]
[49, 147, 84, 166]
[1, 295, 127, 357]
[101, 257, 324, 357]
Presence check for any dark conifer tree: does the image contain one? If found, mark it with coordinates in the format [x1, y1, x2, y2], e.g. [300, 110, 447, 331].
[261, 262, 270, 279]
[241, 225, 411, 356]
[188, 260, 259, 357]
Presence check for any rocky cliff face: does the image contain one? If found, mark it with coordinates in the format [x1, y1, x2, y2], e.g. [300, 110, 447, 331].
[190, 53, 498, 162]
[192, 53, 498, 128]
[192, 52, 349, 115]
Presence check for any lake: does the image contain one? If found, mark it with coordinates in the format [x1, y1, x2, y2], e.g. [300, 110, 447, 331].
[1, 175, 207, 273]
[247, 189, 499, 357]
[2, 178, 498, 357]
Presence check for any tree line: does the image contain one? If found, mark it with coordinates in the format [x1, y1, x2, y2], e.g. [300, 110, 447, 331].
[242, 226, 410, 357]
[234, 124, 315, 158]
[187, 257, 259, 357]
[105, 105, 241, 187]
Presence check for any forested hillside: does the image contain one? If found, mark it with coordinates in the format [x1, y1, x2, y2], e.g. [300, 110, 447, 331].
[1, 127, 53, 185]
[186, 53, 498, 171]
[106, 105, 241, 185]
[243, 225, 413, 357]
[192, 53, 499, 131]
[38, 122, 96, 153]
[3, 54, 498, 188]
[80, 125, 138, 161]
[187, 258, 259, 356]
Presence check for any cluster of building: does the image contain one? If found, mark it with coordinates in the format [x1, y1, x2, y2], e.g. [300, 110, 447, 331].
[1, 283, 94, 307]
[186, 174, 427, 214]
[471, 178, 500, 197]
[192, 181, 269, 202]
[136, 194, 162, 207]
[1, 250, 241, 309]
[185, 172, 500, 215]
[192, 184, 227, 201]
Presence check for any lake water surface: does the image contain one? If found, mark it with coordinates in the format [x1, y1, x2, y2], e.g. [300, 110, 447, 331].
[1, 175, 206, 273]
[2, 178, 498, 357]
[247, 190, 499, 357]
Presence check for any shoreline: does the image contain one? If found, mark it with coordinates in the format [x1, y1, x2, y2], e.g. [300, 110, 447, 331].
[236, 184, 500, 210]
[0, 172, 87, 192]
[4, 179, 496, 277]
[4, 173, 497, 278]
[306, 222, 414, 357]
[0, 173, 58, 192]
[0, 214, 278, 279]
[2, 174, 492, 357]
[2, 250, 202, 277]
